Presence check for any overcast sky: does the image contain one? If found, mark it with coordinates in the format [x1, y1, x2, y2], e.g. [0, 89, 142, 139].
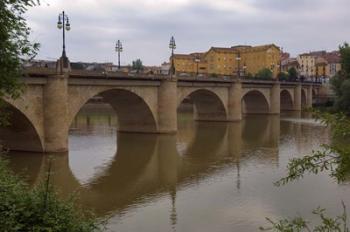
[26, 0, 350, 65]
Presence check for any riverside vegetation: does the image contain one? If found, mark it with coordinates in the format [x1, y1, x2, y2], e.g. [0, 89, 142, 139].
[0, 158, 103, 231]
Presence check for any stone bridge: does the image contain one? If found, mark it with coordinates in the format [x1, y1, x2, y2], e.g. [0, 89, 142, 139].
[0, 62, 320, 153]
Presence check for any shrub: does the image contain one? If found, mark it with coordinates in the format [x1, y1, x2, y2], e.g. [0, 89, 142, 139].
[256, 68, 273, 80]
[288, 67, 298, 81]
[0, 157, 103, 232]
[277, 72, 289, 81]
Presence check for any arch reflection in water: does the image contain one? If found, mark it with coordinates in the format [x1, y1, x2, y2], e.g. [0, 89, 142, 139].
[5, 105, 285, 232]
[39, 109, 278, 215]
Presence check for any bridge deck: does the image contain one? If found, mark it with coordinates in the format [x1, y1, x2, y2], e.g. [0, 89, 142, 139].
[23, 67, 321, 86]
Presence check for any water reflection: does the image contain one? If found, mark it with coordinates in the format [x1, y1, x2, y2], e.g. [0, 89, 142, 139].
[5, 106, 347, 232]
[7, 110, 279, 214]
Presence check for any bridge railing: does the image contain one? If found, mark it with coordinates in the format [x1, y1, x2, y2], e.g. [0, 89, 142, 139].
[22, 67, 322, 85]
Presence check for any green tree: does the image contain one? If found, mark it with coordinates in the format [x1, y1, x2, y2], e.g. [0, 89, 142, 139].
[277, 72, 289, 81]
[288, 67, 298, 81]
[256, 68, 273, 80]
[0, 0, 39, 99]
[0, 0, 40, 125]
[330, 43, 350, 113]
[339, 42, 350, 77]
[132, 59, 144, 73]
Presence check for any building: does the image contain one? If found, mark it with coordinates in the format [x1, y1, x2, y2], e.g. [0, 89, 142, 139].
[298, 50, 341, 79]
[281, 58, 299, 73]
[172, 52, 207, 75]
[315, 57, 328, 78]
[323, 51, 341, 77]
[172, 44, 281, 78]
[297, 53, 317, 78]
[160, 62, 171, 75]
[234, 44, 280, 77]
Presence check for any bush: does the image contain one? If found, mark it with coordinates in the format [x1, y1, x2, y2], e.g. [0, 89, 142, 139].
[277, 72, 289, 81]
[330, 43, 350, 114]
[288, 67, 298, 81]
[0, 157, 103, 232]
[256, 68, 273, 80]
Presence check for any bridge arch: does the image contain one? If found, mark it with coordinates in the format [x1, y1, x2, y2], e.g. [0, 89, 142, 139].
[0, 100, 44, 152]
[241, 90, 270, 114]
[68, 87, 158, 133]
[280, 89, 294, 111]
[177, 88, 228, 121]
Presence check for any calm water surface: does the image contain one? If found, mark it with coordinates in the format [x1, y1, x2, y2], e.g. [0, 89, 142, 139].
[6, 105, 350, 232]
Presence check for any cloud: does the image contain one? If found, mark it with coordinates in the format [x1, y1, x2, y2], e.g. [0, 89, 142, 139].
[25, 0, 350, 65]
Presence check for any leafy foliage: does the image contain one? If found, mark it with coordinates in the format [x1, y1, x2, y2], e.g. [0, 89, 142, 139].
[0, 0, 39, 98]
[0, 0, 40, 125]
[288, 67, 298, 81]
[260, 202, 349, 232]
[0, 157, 103, 231]
[339, 43, 350, 77]
[132, 58, 144, 73]
[256, 68, 274, 80]
[330, 43, 350, 113]
[275, 111, 350, 186]
[278, 72, 289, 81]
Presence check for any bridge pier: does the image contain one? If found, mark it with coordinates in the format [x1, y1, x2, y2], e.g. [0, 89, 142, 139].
[228, 81, 242, 121]
[306, 86, 313, 108]
[269, 83, 280, 114]
[158, 79, 177, 133]
[43, 59, 70, 152]
[294, 84, 302, 111]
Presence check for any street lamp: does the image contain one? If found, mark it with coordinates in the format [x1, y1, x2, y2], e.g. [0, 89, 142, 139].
[115, 40, 123, 69]
[243, 63, 247, 76]
[194, 55, 200, 76]
[236, 52, 241, 78]
[279, 47, 283, 73]
[169, 36, 176, 75]
[57, 11, 70, 59]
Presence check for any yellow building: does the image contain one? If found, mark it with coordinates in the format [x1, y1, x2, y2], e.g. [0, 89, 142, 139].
[315, 57, 327, 78]
[171, 44, 281, 78]
[234, 44, 280, 77]
[297, 53, 317, 78]
[172, 53, 207, 74]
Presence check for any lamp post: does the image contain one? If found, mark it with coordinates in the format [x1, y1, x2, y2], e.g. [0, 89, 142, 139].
[243, 63, 247, 77]
[115, 40, 123, 69]
[280, 47, 283, 74]
[236, 52, 241, 78]
[194, 55, 200, 76]
[57, 11, 70, 59]
[169, 36, 176, 75]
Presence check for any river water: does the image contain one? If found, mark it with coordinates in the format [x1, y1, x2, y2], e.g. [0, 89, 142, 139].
[5, 104, 350, 231]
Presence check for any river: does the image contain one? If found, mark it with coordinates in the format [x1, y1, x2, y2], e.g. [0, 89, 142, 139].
[5, 104, 350, 231]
